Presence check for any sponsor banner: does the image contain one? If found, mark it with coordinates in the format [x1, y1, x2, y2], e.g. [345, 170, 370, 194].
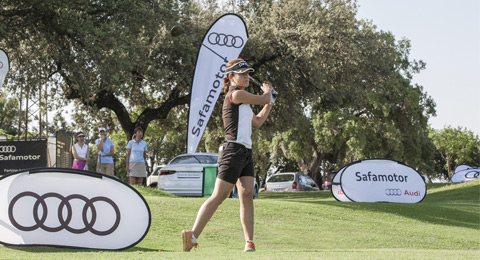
[451, 165, 480, 183]
[331, 165, 352, 202]
[0, 168, 151, 250]
[338, 159, 426, 203]
[0, 49, 9, 90]
[0, 140, 48, 175]
[187, 14, 248, 153]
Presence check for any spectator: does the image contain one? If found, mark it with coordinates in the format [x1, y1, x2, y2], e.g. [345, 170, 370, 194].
[126, 127, 148, 186]
[71, 132, 89, 170]
[96, 127, 115, 176]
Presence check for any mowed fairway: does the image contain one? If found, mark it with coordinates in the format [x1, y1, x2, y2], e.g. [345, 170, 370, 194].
[1, 180, 479, 259]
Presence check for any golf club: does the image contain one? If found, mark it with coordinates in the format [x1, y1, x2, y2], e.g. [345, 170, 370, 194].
[247, 76, 278, 103]
[170, 24, 277, 102]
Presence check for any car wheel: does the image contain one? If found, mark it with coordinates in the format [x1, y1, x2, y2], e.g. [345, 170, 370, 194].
[229, 186, 238, 198]
[229, 185, 258, 199]
[253, 185, 258, 199]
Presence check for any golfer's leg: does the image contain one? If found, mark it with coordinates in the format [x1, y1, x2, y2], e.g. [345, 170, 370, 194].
[192, 178, 234, 238]
[237, 176, 255, 241]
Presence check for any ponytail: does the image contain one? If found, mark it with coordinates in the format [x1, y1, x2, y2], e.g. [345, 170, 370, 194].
[222, 77, 230, 93]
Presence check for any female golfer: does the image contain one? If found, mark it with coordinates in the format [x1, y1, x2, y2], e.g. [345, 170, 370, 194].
[126, 127, 148, 185]
[182, 59, 274, 252]
[72, 132, 90, 170]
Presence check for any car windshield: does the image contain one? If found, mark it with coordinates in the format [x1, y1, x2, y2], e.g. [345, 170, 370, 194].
[195, 155, 218, 164]
[268, 174, 294, 182]
[169, 155, 217, 165]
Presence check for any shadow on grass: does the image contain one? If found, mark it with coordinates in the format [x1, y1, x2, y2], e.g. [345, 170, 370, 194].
[259, 182, 480, 230]
[2, 244, 161, 253]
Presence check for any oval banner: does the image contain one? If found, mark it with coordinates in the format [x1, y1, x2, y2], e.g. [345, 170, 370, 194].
[0, 168, 151, 250]
[339, 159, 426, 203]
[331, 165, 352, 202]
[451, 165, 480, 183]
[0, 48, 9, 90]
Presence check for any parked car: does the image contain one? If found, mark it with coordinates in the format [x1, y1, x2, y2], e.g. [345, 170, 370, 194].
[157, 153, 218, 197]
[265, 172, 319, 192]
[321, 180, 332, 190]
[146, 164, 166, 188]
[229, 181, 259, 199]
[323, 171, 338, 190]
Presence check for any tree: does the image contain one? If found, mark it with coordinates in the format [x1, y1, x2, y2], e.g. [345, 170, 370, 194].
[1, 0, 196, 141]
[218, 0, 436, 183]
[429, 126, 480, 180]
[2, 0, 438, 184]
[0, 92, 18, 136]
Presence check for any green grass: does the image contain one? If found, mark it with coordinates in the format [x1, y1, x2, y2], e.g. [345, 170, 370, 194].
[1, 180, 479, 259]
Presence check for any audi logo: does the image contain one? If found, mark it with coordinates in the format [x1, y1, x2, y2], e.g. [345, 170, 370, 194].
[0, 145, 16, 153]
[207, 32, 244, 48]
[385, 188, 402, 196]
[465, 170, 480, 179]
[0, 61, 3, 69]
[8, 192, 120, 236]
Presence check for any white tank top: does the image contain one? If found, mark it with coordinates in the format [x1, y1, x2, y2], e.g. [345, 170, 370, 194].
[222, 90, 254, 149]
[74, 143, 88, 159]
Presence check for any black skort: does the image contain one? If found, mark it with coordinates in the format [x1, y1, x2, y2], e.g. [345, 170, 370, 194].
[217, 142, 254, 184]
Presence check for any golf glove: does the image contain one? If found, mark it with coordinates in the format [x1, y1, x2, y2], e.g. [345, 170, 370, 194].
[270, 88, 278, 105]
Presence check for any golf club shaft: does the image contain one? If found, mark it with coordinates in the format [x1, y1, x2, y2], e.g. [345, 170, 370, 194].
[249, 75, 278, 101]
[248, 75, 262, 86]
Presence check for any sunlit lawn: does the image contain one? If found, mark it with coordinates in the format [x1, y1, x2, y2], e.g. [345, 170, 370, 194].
[1, 180, 479, 259]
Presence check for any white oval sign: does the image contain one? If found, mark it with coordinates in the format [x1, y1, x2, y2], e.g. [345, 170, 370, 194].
[451, 165, 480, 183]
[331, 165, 352, 202]
[339, 159, 426, 203]
[0, 49, 9, 90]
[0, 168, 151, 250]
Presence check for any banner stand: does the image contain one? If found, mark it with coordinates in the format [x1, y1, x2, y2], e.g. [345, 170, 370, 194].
[202, 166, 218, 197]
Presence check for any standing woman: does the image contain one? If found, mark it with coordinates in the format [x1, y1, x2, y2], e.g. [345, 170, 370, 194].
[72, 132, 90, 170]
[126, 127, 148, 186]
[182, 59, 274, 252]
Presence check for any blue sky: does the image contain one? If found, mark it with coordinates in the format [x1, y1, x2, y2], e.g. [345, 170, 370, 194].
[356, 0, 480, 136]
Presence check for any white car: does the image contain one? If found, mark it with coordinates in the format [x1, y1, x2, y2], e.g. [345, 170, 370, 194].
[265, 172, 320, 192]
[157, 153, 218, 196]
[146, 164, 166, 188]
[157, 153, 260, 198]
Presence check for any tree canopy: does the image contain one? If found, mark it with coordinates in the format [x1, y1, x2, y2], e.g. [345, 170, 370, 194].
[1, 0, 196, 140]
[1, 0, 456, 182]
[429, 126, 480, 180]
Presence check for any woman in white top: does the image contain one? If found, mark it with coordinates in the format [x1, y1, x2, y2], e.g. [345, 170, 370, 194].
[126, 127, 148, 186]
[72, 132, 90, 170]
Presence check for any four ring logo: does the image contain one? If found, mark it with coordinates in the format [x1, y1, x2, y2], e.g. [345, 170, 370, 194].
[207, 32, 244, 48]
[385, 188, 402, 196]
[8, 192, 121, 236]
[0, 145, 16, 153]
[465, 170, 480, 179]
[0, 61, 3, 69]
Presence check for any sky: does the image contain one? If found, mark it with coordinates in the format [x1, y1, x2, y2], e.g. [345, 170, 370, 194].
[355, 0, 480, 136]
